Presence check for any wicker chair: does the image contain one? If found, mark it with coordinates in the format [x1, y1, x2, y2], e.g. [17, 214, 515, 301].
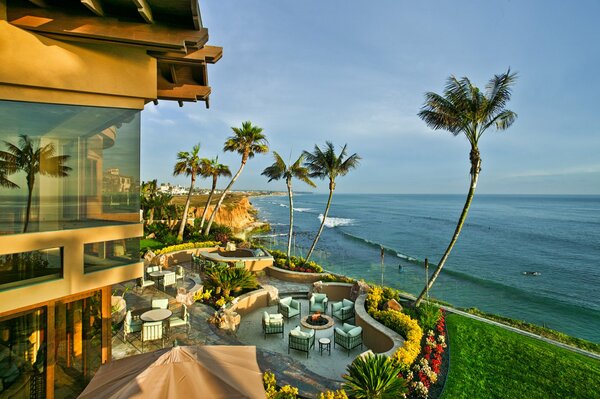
[334, 323, 363, 356]
[261, 312, 284, 339]
[288, 326, 315, 358]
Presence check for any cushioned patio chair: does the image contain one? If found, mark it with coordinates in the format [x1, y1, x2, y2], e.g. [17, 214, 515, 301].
[334, 322, 363, 356]
[151, 298, 169, 309]
[262, 311, 284, 339]
[168, 304, 190, 336]
[331, 298, 355, 322]
[309, 293, 328, 313]
[278, 296, 301, 321]
[123, 310, 142, 341]
[288, 326, 315, 358]
[160, 271, 177, 294]
[137, 275, 155, 294]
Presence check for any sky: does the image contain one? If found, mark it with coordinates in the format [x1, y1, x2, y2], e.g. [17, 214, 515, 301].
[141, 0, 600, 195]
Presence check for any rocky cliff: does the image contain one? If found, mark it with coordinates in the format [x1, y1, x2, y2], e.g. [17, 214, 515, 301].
[191, 196, 258, 233]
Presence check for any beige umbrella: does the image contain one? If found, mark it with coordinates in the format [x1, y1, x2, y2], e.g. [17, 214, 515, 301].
[78, 345, 266, 399]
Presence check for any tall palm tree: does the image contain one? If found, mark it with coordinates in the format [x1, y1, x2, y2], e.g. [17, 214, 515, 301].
[141, 179, 158, 225]
[203, 121, 268, 236]
[0, 159, 18, 189]
[198, 156, 231, 231]
[0, 135, 71, 233]
[414, 69, 517, 307]
[303, 142, 360, 261]
[173, 143, 202, 242]
[262, 152, 316, 262]
[342, 353, 407, 399]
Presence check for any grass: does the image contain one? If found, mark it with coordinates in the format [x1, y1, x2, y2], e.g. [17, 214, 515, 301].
[140, 238, 164, 252]
[442, 313, 600, 398]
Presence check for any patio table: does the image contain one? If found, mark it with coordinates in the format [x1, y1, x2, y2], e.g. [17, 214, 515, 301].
[140, 308, 172, 322]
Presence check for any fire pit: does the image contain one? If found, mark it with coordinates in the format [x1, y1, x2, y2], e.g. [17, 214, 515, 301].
[300, 314, 334, 339]
[306, 312, 329, 327]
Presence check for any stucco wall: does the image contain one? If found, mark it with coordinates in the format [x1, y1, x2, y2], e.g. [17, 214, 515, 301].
[228, 289, 270, 317]
[265, 266, 329, 283]
[354, 293, 405, 356]
[158, 248, 273, 272]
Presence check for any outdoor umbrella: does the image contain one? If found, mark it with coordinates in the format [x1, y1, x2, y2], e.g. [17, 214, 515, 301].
[78, 345, 266, 399]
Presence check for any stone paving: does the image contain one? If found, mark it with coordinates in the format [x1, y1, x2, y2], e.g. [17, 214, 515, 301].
[111, 265, 351, 397]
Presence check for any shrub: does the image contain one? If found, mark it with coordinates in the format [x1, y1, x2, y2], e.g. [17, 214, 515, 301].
[404, 303, 442, 332]
[318, 390, 348, 399]
[263, 371, 298, 399]
[343, 353, 408, 398]
[153, 241, 221, 255]
[204, 266, 258, 298]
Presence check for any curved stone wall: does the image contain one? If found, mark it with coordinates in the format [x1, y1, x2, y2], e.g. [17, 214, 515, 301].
[354, 293, 405, 356]
[265, 266, 328, 283]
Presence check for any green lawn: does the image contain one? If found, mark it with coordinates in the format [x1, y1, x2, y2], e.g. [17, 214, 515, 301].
[140, 238, 164, 253]
[442, 313, 600, 399]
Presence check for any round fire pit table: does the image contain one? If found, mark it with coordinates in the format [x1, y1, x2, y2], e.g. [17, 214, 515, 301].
[300, 314, 334, 340]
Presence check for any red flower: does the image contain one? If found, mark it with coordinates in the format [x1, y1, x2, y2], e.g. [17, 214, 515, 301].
[424, 353, 430, 361]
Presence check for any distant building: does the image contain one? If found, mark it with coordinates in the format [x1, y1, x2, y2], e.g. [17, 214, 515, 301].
[0, 1, 221, 397]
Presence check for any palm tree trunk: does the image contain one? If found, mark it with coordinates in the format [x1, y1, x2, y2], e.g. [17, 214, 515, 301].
[286, 178, 293, 262]
[305, 180, 335, 262]
[149, 207, 155, 225]
[414, 150, 481, 307]
[23, 173, 35, 233]
[199, 177, 217, 230]
[177, 176, 195, 242]
[204, 160, 246, 236]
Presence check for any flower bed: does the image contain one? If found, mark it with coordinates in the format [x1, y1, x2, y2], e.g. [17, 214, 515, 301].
[153, 241, 221, 255]
[268, 249, 324, 273]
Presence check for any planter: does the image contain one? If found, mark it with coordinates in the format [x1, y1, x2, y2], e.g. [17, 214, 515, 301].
[111, 296, 127, 325]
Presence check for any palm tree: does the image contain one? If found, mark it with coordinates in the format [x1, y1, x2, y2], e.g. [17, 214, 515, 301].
[203, 121, 268, 236]
[303, 142, 360, 261]
[198, 157, 231, 231]
[262, 152, 315, 262]
[0, 159, 18, 189]
[342, 353, 407, 399]
[141, 179, 159, 225]
[0, 135, 71, 233]
[414, 69, 517, 307]
[173, 143, 202, 242]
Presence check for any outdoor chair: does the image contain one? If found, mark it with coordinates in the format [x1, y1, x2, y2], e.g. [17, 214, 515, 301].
[334, 322, 363, 356]
[331, 298, 355, 322]
[151, 298, 169, 309]
[168, 304, 190, 336]
[278, 296, 301, 321]
[137, 275, 155, 294]
[160, 271, 177, 293]
[309, 293, 328, 314]
[175, 266, 185, 285]
[123, 310, 142, 341]
[288, 326, 315, 358]
[262, 311, 284, 339]
[146, 265, 161, 275]
[141, 321, 164, 352]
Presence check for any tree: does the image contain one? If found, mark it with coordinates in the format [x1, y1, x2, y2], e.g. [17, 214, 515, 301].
[414, 69, 517, 307]
[141, 179, 159, 225]
[342, 353, 407, 399]
[0, 158, 18, 189]
[303, 142, 360, 261]
[262, 152, 315, 262]
[0, 135, 71, 233]
[173, 143, 202, 242]
[203, 121, 268, 236]
[198, 157, 231, 231]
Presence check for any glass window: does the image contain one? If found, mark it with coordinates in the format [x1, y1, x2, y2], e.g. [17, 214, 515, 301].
[0, 100, 140, 236]
[84, 238, 140, 273]
[0, 248, 62, 291]
[54, 292, 102, 397]
[0, 308, 47, 399]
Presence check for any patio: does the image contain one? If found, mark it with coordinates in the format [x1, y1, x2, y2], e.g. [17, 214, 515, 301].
[110, 264, 364, 397]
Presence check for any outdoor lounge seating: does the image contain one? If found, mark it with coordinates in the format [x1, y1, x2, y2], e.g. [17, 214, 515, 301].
[168, 304, 190, 336]
[331, 298, 355, 322]
[151, 298, 169, 309]
[146, 265, 161, 275]
[160, 271, 177, 293]
[334, 322, 363, 356]
[262, 311, 284, 339]
[309, 293, 328, 313]
[141, 321, 164, 352]
[288, 326, 315, 358]
[278, 296, 301, 321]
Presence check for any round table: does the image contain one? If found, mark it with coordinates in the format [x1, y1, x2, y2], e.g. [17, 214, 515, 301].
[149, 270, 172, 279]
[319, 337, 331, 356]
[140, 308, 172, 322]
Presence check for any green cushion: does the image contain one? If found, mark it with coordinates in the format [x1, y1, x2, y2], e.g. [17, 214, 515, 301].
[270, 313, 283, 320]
[341, 305, 353, 312]
[332, 302, 343, 312]
[263, 311, 269, 322]
[313, 293, 327, 302]
[280, 297, 292, 306]
[347, 326, 362, 337]
[342, 299, 354, 308]
[335, 327, 347, 337]
[342, 323, 356, 333]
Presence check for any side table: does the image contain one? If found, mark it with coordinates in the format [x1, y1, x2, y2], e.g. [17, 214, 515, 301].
[318, 337, 331, 356]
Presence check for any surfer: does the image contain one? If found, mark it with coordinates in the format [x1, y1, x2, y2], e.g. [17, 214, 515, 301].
[522, 271, 541, 276]
[398, 264, 404, 272]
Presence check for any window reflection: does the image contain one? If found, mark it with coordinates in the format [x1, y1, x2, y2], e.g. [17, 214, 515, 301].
[0, 248, 62, 291]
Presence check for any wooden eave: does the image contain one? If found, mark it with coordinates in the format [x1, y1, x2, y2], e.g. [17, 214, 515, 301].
[149, 45, 223, 65]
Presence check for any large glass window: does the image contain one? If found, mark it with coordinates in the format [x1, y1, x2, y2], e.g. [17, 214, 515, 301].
[0, 248, 62, 291]
[84, 237, 140, 273]
[0, 100, 140, 236]
[0, 308, 47, 399]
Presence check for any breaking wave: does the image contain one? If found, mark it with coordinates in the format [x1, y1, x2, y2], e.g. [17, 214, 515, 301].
[318, 214, 355, 227]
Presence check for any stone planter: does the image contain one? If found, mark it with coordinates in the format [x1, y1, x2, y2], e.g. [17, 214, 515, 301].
[111, 296, 127, 325]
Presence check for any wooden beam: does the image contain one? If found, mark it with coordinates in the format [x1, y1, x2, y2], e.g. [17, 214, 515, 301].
[81, 0, 105, 17]
[157, 84, 211, 102]
[132, 0, 154, 24]
[190, 0, 202, 30]
[150, 45, 223, 64]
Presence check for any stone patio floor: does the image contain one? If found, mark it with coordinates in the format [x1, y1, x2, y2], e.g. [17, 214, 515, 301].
[110, 265, 366, 397]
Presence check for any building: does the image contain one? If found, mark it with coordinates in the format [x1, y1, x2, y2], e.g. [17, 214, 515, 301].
[0, 0, 220, 397]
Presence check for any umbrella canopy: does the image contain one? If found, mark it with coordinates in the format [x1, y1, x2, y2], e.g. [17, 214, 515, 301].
[78, 345, 266, 399]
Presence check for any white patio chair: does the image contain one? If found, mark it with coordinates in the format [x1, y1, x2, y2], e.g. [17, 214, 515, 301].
[141, 321, 164, 352]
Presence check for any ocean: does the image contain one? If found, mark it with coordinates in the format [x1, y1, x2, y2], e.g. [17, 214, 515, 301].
[250, 194, 600, 343]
